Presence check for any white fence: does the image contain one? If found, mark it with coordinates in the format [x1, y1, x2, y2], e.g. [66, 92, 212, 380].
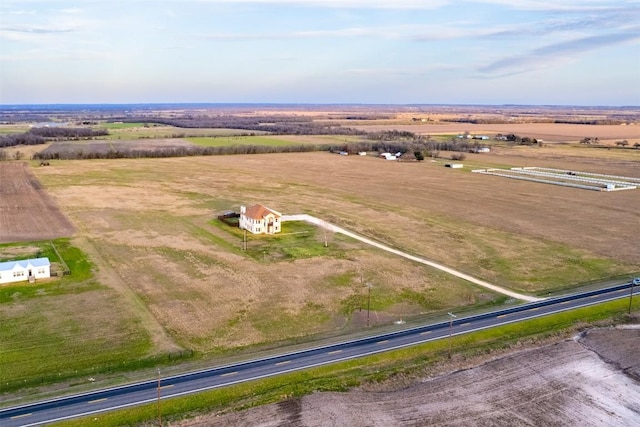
[471, 167, 638, 192]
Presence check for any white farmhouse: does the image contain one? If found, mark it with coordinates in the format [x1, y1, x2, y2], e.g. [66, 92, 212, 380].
[0, 257, 51, 284]
[239, 204, 282, 235]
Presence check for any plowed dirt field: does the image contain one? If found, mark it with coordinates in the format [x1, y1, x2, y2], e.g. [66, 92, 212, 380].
[0, 162, 75, 243]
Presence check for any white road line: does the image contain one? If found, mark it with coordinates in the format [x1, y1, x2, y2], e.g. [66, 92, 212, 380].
[220, 371, 238, 377]
[328, 350, 342, 355]
[88, 398, 107, 404]
[11, 413, 31, 419]
[275, 360, 291, 366]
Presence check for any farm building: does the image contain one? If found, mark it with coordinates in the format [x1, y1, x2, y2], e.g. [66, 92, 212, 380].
[0, 257, 50, 284]
[239, 204, 282, 235]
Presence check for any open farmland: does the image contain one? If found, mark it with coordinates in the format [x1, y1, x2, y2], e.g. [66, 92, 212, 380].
[349, 122, 640, 144]
[37, 138, 197, 158]
[0, 162, 75, 243]
[24, 145, 639, 357]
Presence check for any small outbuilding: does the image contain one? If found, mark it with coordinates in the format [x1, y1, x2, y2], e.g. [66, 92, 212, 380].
[0, 257, 51, 284]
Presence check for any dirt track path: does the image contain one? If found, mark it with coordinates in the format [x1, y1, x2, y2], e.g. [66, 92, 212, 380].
[73, 236, 182, 354]
[283, 214, 542, 302]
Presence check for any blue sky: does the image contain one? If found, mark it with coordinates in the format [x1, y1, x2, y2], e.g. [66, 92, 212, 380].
[1, 0, 639, 105]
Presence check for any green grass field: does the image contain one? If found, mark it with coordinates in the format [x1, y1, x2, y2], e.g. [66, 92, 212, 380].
[0, 239, 155, 392]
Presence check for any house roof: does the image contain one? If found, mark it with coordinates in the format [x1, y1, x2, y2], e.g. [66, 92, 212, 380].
[243, 204, 281, 220]
[0, 257, 50, 272]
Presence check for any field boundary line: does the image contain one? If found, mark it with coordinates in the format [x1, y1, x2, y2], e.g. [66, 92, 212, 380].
[282, 214, 542, 302]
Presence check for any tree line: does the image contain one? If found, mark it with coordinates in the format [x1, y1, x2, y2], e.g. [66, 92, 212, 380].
[109, 116, 366, 136]
[33, 143, 325, 160]
[0, 127, 109, 149]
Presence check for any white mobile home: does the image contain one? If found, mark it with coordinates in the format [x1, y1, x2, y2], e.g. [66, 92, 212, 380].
[0, 257, 51, 284]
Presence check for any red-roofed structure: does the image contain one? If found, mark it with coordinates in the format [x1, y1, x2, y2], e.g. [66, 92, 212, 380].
[239, 204, 282, 234]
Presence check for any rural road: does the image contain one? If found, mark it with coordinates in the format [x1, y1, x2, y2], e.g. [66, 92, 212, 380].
[1, 282, 636, 427]
[282, 214, 542, 302]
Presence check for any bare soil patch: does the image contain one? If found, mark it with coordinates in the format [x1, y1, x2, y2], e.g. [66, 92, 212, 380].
[0, 162, 75, 243]
[180, 326, 640, 427]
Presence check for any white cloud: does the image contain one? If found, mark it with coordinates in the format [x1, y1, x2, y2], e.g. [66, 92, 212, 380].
[468, 0, 637, 12]
[478, 29, 640, 76]
[186, 0, 451, 8]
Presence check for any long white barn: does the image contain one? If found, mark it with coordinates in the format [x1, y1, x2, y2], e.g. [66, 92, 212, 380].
[0, 257, 51, 284]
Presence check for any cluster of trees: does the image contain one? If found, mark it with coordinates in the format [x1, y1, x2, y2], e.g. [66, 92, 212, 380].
[110, 116, 365, 136]
[326, 138, 480, 157]
[580, 137, 601, 144]
[366, 130, 417, 141]
[0, 127, 109, 150]
[33, 143, 323, 160]
[496, 133, 540, 145]
[28, 127, 108, 139]
[0, 132, 46, 148]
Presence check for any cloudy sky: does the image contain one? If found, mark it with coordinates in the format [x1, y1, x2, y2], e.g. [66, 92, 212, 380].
[1, 0, 639, 105]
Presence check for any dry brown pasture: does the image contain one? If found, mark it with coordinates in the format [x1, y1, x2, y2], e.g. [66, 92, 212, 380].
[0, 162, 75, 243]
[349, 122, 640, 144]
[28, 139, 639, 353]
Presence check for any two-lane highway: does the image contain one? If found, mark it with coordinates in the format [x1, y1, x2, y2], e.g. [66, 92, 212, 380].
[2, 281, 638, 427]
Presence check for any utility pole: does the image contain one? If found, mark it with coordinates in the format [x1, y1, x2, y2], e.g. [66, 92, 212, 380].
[359, 274, 363, 312]
[629, 278, 640, 314]
[157, 368, 162, 427]
[367, 283, 371, 327]
[447, 312, 457, 359]
[243, 229, 247, 251]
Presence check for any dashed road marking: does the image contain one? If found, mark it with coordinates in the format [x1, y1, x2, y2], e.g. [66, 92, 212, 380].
[275, 360, 291, 366]
[11, 413, 32, 419]
[221, 371, 238, 377]
[328, 350, 342, 355]
[88, 398, 107, 404]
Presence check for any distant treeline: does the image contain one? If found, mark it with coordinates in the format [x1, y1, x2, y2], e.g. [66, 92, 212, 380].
[441, 118, 628, 125]
[0, 133, 46, 148]
[327, 139, 485, 155]
[109, 116, 366, 136]
[0, 127, 109, 149]
[33, 143, 325, 160]
[29, 127, 109, 138]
